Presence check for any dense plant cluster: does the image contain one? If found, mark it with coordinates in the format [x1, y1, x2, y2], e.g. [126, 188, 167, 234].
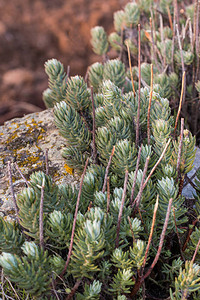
[0, 0, 200, 299]
[90, 0, 200, 142]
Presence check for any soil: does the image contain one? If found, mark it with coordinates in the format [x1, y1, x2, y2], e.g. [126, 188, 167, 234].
[0, 0, 128, 124]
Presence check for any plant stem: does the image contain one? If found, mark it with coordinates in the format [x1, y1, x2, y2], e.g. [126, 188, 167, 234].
[132, 157, 150, 214]
[142, 195, 159, 271]
[172, 206, 185, 261]
[102, 146, 115, 193]
[128, 216, 136, 243]
[176, 24, 186, 105]
[66, 279, 82, 300]
[130, 145, 142, 205]
[191, 237, 200, 264]
[116, 170, 129, 248]
[45, 149, 49, 176]
[7, 161, 19, 222]
[182, 217, 199, 252]
[147, 64, 153, 145]
[126, 41, 136, 96]
[14, 162, 29, 187]
[136, 24, 141, 147]
[106, 177, 110, 214]
[167, 5, 173, 31]
[142, 139, 171, 191]
[176, 118, 184, 178]
[91, 86, 97, 163]
[174, 72, 185, 138]
[143, 198, 173, 280]
[39, 177, 45, 249]
[61, 158, 89, 276]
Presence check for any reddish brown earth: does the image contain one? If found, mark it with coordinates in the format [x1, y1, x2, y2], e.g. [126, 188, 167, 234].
[0, 0, 128, 124]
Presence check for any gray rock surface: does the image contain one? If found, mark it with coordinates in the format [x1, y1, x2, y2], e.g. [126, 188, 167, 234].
[182, 147, 200, 199]
[0, 109, 78, 218]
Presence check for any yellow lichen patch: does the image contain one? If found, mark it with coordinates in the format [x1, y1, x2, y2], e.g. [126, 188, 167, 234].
[64, 163, 74, 175]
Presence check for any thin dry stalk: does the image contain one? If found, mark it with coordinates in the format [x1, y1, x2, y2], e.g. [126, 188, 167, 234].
[61, 158, 89, 276]
[189, 19, 193, 50]
[130, 145, 142, 205]
[195, 0, 200, 82]
[51, 275, 60, 300]
[147, 64, 153, 145]
[174, 72, 186, 137]
[128, 216, 136, 243]
[176, 24, 186, 106]
[84, 66, 89, 83]
[167, 5, 173, 31]
[142, 195, 159, 270]
[66, 279, 82, 300]
[136, 24, 141, 147]
[5, 277, 21, 300]
[172, 206, 185, 261]
[116, 170, 129, 248]
[106, 177, 110, 214]
[45, 149, 49, 176]
[176, 24, 185, 73]
[142, 139, 171, 191]
[7, 162, 19, 222]
[174, 0, 179, 29]
[160, 14, 166, 68]
[39, 177, 45, 249]
[126, 41, 136, 96]
[66, 65, 70, 82]
[132, 157, 150, 212]
[1, 269, 5, 300]
[171, 1, 176, 71]
[91, 87, 97, 163]
[102, 146, 115, 193]
[143, 198, 173, 280]
[14, 162, 29, 187]
[182, 217, 199, 252]
[150, 12, 163, 70]
[191, 237, 200, 264]
[119, 26, 125, 61]
[193, 0, 198, 50]
[176, 118, 184, 177]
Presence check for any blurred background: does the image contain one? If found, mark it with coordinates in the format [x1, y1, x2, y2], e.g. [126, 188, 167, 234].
[0, 0, 127, 125]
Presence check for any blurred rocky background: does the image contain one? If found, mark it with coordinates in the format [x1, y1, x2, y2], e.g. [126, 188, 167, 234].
[0, 0, 127, 124]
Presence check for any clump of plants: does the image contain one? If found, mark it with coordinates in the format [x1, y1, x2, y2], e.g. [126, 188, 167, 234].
[0, 0, 200, 299]
[89, 0, 200, 142]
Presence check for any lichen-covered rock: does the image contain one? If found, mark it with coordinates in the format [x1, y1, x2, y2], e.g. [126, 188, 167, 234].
[0, 109, 77, 218]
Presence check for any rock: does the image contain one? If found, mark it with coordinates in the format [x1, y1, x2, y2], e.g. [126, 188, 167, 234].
[3, 68, 34, 86]
[0, 109, 78, 218]
[182, 147, 200, 199]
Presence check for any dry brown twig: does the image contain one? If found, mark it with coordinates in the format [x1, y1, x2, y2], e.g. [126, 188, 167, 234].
[176, 118, 184, 177]
[116, 170, 129, 248]
[132, 157, 150, 213]
[142, 195, 159, 271]
[102, 146, 115, 193]
[60, 158, 89, 277]
[91, 86, 97, 163]
[142, 139, 171, 191]
[14, 162, 29, 187]
[39, 177, 45, 249]
[174, 72, 186, 138]
[136, 24, 141, 147]
[126, 41, 136, 96]
[147, 64, 153, 145]
[7, 161, 19, 222]
[106, 177, 111, 214]
[130, 145, 142, 205]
